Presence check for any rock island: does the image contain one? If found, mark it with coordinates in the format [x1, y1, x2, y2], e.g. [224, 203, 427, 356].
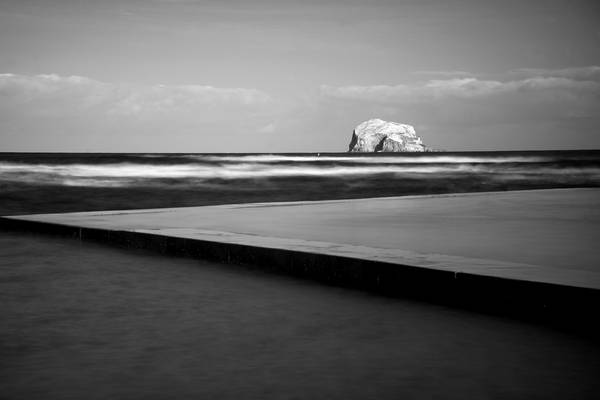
[348, 118, 428, 152]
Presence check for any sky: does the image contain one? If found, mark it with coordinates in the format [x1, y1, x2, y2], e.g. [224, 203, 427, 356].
[0, 0, 599, 152]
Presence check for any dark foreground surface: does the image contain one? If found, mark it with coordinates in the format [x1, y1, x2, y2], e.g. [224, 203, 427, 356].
[1, 230, 600, 400]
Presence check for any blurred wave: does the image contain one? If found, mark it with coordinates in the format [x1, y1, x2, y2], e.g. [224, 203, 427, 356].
[2, 152, 599, 188]
[1, 151, 599, 214]
[191, 154, 551, 163]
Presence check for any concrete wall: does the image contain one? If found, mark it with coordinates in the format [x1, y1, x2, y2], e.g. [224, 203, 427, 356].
[2, 216, 599, 336]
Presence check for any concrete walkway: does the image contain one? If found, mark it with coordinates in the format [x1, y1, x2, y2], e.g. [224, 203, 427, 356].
[5, 188, 600, 290]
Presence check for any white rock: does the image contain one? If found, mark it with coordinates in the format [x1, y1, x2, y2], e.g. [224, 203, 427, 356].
[348, 118, 427, 152]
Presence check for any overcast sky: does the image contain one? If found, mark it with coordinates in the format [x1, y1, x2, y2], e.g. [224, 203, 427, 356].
[1, 0, 599, 152]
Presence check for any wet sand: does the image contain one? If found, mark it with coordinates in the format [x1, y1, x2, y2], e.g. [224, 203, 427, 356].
[1, 231, 599, 399]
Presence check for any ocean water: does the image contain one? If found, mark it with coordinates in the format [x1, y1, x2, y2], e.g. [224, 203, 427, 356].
[1, 150, 599, 215]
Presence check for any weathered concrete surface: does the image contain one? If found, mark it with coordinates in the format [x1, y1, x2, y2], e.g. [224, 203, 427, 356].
[3, 188, 600, 290]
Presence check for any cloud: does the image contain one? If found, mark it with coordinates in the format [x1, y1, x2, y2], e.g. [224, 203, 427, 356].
[0, 73, 272, 117]
[0, 73, 279, 151]
[412, 70, 475, 77]
[0, 73, 107, 107]
[321, 66, 600, 103]
[109, 84, 271, 117]
[508, 66, 600, 81]
[319, 66, 600, 124]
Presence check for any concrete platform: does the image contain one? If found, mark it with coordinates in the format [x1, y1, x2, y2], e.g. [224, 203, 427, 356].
[4, 188, 600, 288]
[2, 188, 600, 325]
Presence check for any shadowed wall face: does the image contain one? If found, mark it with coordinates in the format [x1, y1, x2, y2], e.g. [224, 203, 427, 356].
[1, 0, 599, 151]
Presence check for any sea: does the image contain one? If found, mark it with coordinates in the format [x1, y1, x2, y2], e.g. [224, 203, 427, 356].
[1, 150, 599, 215]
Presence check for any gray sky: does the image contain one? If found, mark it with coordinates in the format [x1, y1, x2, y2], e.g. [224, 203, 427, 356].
[1, 0, 599, 152]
